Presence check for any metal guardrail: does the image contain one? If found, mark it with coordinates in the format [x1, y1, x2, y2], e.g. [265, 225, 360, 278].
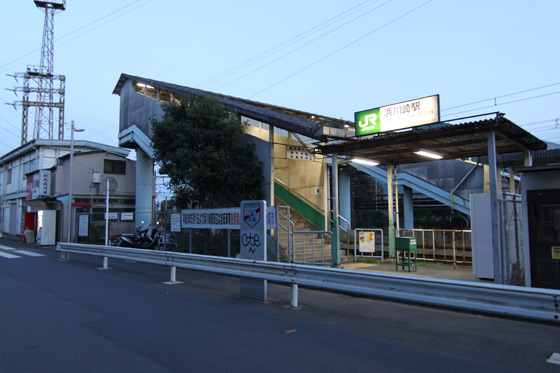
[56, 243, 560, 322]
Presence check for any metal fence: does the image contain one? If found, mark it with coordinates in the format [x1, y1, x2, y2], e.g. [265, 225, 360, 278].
[291, 230, 332, 265]
[154, 209, 242, 258]
[397, 228, 472, 267]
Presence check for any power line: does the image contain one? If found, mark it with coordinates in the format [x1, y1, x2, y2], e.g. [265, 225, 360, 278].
[250, 0, 433, 99]
[442, 91, 560, 118]
[441, 82, 560, 112]
[0, 116, 21, 137]
[53, 0, 154, 52]
[199, 0, 385, 89]
[520, 118, 560, 128]
[214, 0, 394, 91]
[0, 0, 153, 74]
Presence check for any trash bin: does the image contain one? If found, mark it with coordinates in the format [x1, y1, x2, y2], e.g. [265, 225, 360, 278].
[24, 229, 35, 244]
[395, 237, 417, 272]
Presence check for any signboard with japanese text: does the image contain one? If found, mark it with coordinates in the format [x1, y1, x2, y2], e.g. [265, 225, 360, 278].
[121, 212, 134, 221]
[180, 207, 276, 230]
[78, 214, 89, 237]
[553, 246, 560, 260]
[39, 170, 51, 196]
[181, 208, 241, 230]
[355, 95, 440, 136]
[359, 232, 376, 253]
[170, 213, 181, 232]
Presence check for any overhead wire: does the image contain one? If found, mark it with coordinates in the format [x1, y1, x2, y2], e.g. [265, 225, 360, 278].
[202, 0, 391, 90]
[441, 82, 560, 112]
[0, 0, 153, 74]
[199, 0, 377, 88]
[441, 90, 560, 118]
[214, 0, 394, 91]
[250, 0, 433, 99]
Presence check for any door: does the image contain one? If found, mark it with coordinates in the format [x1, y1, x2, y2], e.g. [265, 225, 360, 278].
[527, 189, 560, 289]
[9, 202, 17, 235]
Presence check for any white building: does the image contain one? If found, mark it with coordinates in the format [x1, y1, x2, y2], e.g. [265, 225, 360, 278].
[0, 139, 136, 244]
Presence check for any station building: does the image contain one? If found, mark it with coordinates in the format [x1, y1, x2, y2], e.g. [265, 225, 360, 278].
[112, 73, 558, 289]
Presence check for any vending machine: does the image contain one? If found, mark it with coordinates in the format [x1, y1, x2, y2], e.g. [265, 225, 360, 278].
[37, 210, 56, 246]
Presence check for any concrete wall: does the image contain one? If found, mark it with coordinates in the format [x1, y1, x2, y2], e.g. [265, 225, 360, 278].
[244, 125, 325, 212]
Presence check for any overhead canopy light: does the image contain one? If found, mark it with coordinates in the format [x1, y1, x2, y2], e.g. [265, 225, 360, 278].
[414, 149, 443, 160]
[351, 157, 380, 166]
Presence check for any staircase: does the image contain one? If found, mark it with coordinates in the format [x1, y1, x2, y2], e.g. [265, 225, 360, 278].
[276, 197, 332, 265]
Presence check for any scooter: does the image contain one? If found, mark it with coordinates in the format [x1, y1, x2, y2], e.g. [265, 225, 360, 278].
[109, 224, 159, 249]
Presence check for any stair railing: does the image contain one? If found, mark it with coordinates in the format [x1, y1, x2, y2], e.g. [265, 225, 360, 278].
[277, 205, 294, 262]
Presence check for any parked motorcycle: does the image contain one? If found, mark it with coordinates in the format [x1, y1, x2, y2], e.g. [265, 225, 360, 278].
[109, 224, 159, 249]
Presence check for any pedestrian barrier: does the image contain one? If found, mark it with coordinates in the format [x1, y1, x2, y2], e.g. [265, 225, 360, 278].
[56, 242, 560, 322]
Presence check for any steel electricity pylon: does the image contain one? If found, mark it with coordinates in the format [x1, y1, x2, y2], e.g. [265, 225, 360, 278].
[7, 1, 66, 145]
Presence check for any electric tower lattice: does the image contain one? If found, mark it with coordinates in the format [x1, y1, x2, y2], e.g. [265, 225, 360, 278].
[8, 1, 66, 145]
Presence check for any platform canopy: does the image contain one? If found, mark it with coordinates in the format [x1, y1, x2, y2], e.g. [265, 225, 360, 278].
[316, 114, 547, 166]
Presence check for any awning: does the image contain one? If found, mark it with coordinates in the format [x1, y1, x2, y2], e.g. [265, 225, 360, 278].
[316, 114, 547, 166]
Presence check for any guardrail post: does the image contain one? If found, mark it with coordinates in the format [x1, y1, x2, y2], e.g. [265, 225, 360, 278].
[291, 284, 298, 308]
[98, 256, 110, 271]
[58, 251, 70, 261]
[164, 266, 183, 285]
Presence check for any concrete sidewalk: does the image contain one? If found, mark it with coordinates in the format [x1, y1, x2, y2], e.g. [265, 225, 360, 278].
[341, 260, 484, 282]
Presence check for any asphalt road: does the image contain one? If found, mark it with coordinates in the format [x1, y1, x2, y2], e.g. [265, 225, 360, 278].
[1, 238, 559, 372]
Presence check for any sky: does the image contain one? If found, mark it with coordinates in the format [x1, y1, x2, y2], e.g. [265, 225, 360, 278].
[1, 0, 559, 158]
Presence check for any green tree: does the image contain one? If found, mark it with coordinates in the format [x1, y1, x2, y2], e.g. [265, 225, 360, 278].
[151, 94, 264, 209]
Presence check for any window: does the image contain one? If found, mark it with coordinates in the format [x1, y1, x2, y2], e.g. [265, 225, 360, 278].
[104, 160, 126, 175]
[6, 168, 12, 184]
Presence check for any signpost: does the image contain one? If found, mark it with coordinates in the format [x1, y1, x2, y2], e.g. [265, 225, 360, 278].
[355, 95, 440, 136]
[240, 200, 267, 301]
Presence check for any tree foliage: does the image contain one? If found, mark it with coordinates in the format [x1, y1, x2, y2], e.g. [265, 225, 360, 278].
[152, 94, 264, 208]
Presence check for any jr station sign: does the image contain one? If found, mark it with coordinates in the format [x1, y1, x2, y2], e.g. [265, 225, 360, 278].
[355, 94, 440, 136]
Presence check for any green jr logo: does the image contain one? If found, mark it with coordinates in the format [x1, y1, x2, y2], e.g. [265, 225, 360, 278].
[355, 108, 380, 136]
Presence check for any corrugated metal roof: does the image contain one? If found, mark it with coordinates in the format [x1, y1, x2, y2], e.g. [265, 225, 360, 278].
[317, 116, 548, 166]
[113, 73, 353, 141]
[0, 139, 130, 164]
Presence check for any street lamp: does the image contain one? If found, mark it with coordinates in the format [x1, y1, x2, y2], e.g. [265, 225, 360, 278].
[67, 120, 84, 242]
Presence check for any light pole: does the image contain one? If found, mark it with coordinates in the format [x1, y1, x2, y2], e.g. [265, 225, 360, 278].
[66, 120, 84, 242]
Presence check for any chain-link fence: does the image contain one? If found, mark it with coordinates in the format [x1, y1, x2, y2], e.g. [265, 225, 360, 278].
[155, 209, 280, 260]
[500, 193, 525, 286]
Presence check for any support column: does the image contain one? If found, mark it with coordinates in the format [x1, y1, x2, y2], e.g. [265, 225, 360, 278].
[387, 164, 395, 258]
[339, 168, 352, 229]
[403, 186, 414, 229]
[331, 154, 341, 267]
[136, 148, 154, 228]
[269, 126, 275, 207]
[488, 131, 502, 284]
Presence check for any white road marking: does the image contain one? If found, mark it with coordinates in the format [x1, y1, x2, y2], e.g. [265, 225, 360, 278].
[0, 244, 45, 258]
[0, 251, 20, 259]
[547, 353, 560, 365]
[15, 250, 45, 257]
